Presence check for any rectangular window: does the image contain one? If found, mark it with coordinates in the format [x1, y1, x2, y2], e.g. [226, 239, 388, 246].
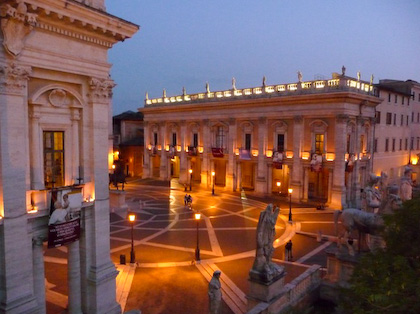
[216, 127, 224, 148]
[407, 115, 409, 126]
[373, 138, 378, 153]
[393, 113, 396, 125]
[44, 131, 65, 188]
[417, 137, 420, 150]
[417, 112, 419, 123]
[405, 138, 408, 150]
[412, 112, 414, 122]
[386, 112, 392, 125]
[411, 137, 414, 150]
[402, 97, 404, 105]
[245, 133, 252, 150]
[388, 93, 391, 102]
[375, 111, 381, 124]
[395, 95, 398, 103]
[385, 138, 389, 152]
[412, 92, 415, 100]
[399, 139, 402, 151]
[172, 133, 177, 146]
[277, 134, 285, 152]
[347, 134, 351, 153]
[153, 133, 158, 145]
[193, 133, 198, 148]
[401, 114, 404, 126]
[392, 138, 395, 151]
[314, 133, 324, 154]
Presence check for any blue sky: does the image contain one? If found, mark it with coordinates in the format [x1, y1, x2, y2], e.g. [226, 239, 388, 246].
[106, 0, 420, 115]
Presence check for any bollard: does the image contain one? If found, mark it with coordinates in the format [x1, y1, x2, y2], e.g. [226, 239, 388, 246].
[120, 254, 126, 265]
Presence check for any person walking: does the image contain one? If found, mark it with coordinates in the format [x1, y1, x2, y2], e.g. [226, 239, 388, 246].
[285, 240, 293, 261]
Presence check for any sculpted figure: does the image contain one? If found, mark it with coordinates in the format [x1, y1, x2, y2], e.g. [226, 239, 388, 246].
[208, 270, 222, 314]
[297, 71, 303, 82]
[362, 174, 381, 213]
[400, 166, 413, 201]
[250, 204, 283, 282]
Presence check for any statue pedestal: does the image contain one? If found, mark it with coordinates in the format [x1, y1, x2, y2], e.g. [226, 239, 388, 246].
[247, 270, 286, 310]
[109, 190, 128, 213]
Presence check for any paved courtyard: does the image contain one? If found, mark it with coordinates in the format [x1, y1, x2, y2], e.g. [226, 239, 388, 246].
[45, 178, 339, 313]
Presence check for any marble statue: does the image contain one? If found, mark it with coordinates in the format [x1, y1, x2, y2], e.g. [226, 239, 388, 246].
[182, 86, 186, 96]
[297, 71, 302, 82]
[48, 194, 70, 225]
[362, 174, 381, 213]
[262, 76, 266, 87]
[163, 88, 166, 98]
[232, 77, 236, 90]
[250, 204, 284, 282]
[208, 270, 222, 314]
[206, 82, 210, 93]
[400, 166, 413, 201]
[357, 71, 361, 81]
[341, 65, 346, 76]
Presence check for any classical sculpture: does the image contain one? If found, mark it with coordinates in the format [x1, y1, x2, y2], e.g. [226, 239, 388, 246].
[250, 204, 284, 282]
[262, 76, 266, 87]
[208, 270, 222, 314]
[297, 71, 303, 82]
[362, 174, 381, 213]
[48, 194, 70, 225]
[341, 65, 346, 76]
[232, 77, 236, 90]
[357, 71, 361, 81]
[206, 82, 210, 93]
[400, 166, 413, 201]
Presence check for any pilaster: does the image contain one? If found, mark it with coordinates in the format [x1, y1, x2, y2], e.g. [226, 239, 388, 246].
[256, 117, 268, 194]
[291, 115, 303, 200]
[331, 114, 348, 209]
[226, 118, 236, 190]
[142, 121, 150, 178]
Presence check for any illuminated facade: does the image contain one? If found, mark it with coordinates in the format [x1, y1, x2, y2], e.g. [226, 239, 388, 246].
[141, 72, 381, 209]
[0, 0, 137, 312]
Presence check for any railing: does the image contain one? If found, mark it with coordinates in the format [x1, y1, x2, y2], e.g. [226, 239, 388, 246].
[145, 77, 376, 106]
[246, 264, 322, 314]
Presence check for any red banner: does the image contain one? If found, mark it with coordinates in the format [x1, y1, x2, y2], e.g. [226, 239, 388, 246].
[212, 147, 224, 158]
[48, 218, 80, 248]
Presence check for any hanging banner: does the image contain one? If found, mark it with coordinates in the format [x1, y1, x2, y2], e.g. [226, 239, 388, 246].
[48, 218, 80, 248]
[211, 147, 224, 158]
[239, 149, 251, 160]
[310, 153, 323, 172]
[272, 151, 283, 169]
[188, 146, 197, 156]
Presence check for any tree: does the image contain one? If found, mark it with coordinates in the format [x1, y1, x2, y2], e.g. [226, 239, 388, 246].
[338, 198, 420, 314]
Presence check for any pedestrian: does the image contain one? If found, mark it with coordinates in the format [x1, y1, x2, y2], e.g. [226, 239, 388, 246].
[187, 195, 193, 210]
[285, 240, 293, 261]
[184, 194, 188, 206]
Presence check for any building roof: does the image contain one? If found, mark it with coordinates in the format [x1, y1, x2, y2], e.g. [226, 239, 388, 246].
[113, 111, 144, 121]
[375, 79, 416, 96]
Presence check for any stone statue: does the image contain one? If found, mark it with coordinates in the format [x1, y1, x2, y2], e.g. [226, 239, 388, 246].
[208, 270, 222, 314]
[49, 194, 70, 225]
[400, 166, 413, 201]
[362, 174, 381, 213]
[341, 65, 346, 76]
[232, 77, 236, 90]
[145, 91, 149, 100]
[297, 71, 302, 82]
[370, 74, 374, 85]
[262, 76, 266, 87]
[182, 86, 186, 96]
[162, 88, 166, 98]
[380, 185, 402, 215]
[357, 71, 361, 81]
[250, 204, 284, 282]
[206, 82, 210, 93]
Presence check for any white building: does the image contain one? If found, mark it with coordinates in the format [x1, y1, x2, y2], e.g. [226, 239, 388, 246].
[0, 0, 137, 312]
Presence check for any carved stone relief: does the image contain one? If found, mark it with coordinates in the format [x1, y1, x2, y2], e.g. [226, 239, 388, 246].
[88, 77, 115, 103]
[0, 62, 31, 94]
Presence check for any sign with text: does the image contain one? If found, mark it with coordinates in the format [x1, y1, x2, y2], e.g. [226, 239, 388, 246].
[211, 147, 224, 158]
[272, 151, 283, 169]
[48, 218, 80, 248]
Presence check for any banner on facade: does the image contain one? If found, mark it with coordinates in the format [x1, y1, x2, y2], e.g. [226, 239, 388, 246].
[272, 151, 283, 169]
[310, 153, 323, 172]
[211, 147, 224, 158]
[48, 218, 80, 248]
[188, 146, 197, 156]
[239, 149, 251, 160]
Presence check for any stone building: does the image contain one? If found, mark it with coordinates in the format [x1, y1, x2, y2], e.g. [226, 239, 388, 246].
[0, 0, 137, 313]
[141, 71, 381, 209]
[374, 79, 420, 183]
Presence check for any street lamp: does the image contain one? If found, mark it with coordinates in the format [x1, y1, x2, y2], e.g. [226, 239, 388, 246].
[195, 213, 201, 261]
[211, 171, 215, 195]
[276, 181, 281, 195]
[288, 188, 293, 222]
[189, 169, 193, 191]
[128, 213, 136, 263]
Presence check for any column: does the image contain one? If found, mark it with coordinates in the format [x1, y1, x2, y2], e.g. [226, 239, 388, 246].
[353, 117, 364, 208]
[179, 121, 188, 184]
[143, 121, 150, 178]
[71, 109, 81, 183]
[226, 119, 236, 190]
[201, 120, 210, 187]
[330, 114, 348, 209]
[159, 123, 168, 180]
[255, 117, 268, 194]
[32, 237, 46, 314]
[291, 116, 303, 201]
[302, 167, 309, 202]
[86, 77, 120, 313]
[0, 62, 38, 312]
[68, 241, 82, 314]
[29, 104, 44, 190]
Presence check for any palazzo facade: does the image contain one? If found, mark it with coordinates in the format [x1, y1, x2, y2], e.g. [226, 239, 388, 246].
[141, 72, 381, 209]
[0, 0, 137, 313]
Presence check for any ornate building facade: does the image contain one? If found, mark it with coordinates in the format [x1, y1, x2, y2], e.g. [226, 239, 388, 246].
[141, 71, 381, 209]
[0, 0, 137, 313]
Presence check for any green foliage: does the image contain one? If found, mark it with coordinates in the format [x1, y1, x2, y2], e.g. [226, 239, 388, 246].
[338, 197, 420, 314]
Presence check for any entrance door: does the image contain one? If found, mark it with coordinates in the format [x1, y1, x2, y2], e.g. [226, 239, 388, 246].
[171, 156, 180, 178]
[241, 162, 254, 190]
[308, 168, 328, 201]
[152, 156, 160, 178]
[214, 159, 226, 186]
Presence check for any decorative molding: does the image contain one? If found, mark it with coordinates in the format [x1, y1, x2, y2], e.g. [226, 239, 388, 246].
[88, 77, 115, 103]
[271, 120, 288, 133]
[294, 115, 303, 123]
[49, 89, 69, 107]
[0, 3, 37, 56]
[309, 119, 328, 133]
[336, 114, 349, 124]
[0, 62, 31, 94]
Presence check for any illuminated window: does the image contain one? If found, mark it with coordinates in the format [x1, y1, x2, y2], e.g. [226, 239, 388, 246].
[44, 131, 64, 188]
[314, 134, 324, 154]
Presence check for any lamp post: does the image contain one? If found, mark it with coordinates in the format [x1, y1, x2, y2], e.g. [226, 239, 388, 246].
[276, 181, 281, 195]
[195, 213, 201, 261]
[211, 171, 215, 195]
[128, 213, 136, 263]
[189, 169, 193, 191]
[288, 188, 293, 222]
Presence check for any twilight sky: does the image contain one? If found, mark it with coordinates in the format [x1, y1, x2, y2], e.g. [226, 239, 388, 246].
[106, 0, 420, 115]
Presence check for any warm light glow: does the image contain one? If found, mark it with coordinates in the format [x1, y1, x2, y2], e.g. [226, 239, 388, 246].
[165, 145, 169, 151]
[411, 156, 419, 165]
[345, 153, 349, 162]
[235, 148, 239, 156]
[148, 144, 152, 150]
[112, 164, 116, 169]
[176, 145, 181, 152]
[195, 213, 201, 220]
[198, 146, 204, 153]
[211, 171, 215, 177]
[301, 152, 310, 160]
[266, 150, 273, 158]
[276, 182, 281, 187]
[128, 214, 136, 222]
[28, 208, 38, 214]
[157, 145, 162, 150]
[288, 188, 293, 194]
[189, 169, 193, 174]
[285, 151, 294, 158]
[252, 150, 259, 157]
[326, 153, 335, 161]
